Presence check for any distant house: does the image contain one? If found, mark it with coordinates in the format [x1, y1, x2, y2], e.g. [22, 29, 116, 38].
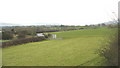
[37, 33, 44, 37]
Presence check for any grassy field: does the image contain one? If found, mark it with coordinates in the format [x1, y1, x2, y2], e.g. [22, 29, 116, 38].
[2, 27, 117, 66]
[0, 40, 10, 42]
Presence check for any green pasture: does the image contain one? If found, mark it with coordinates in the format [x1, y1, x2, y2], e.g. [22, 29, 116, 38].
[2, 27, 117, 66]
[0, 40, 10, 42]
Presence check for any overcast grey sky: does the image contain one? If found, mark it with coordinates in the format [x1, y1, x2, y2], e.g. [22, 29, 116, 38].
[0, 0, 119, 26]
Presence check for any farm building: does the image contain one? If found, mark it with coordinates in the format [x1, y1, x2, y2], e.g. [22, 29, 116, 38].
[36, 33, 44, 37]
[52, 34, 56, 39]
[37, 33, 57, 39]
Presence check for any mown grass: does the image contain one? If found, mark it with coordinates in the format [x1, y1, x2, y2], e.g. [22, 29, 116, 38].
[2, 27, 117, 66]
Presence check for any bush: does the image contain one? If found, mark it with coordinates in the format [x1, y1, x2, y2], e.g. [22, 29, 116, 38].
[48, 34, 52, 37]
[0, 33, 2, 40]
[98, 34, 118, 66]
[2, 37, 46, 48]
[2, 31, 13, 40]
[17, 33, 26, 39]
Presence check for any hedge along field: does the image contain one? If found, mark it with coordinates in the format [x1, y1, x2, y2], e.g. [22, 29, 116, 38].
[2, 27, 117, 66]
[0, 48, 2, 67]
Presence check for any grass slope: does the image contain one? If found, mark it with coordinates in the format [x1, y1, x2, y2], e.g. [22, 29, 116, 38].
[2, 27, 116, 66]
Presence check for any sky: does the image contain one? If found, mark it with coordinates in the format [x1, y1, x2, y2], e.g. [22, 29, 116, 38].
[0, 0, 119, 26]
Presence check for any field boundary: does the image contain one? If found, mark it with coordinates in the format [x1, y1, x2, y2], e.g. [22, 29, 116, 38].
[2, 37, 46, 48]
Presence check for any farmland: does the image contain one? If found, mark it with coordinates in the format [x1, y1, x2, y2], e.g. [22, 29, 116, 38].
[0, 40, 10, 42]
[2, 27, 117, 66]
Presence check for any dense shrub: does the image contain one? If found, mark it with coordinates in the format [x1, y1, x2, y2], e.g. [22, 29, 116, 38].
[2, 31, 13, 40]
[0, 33, 2, 40]
[17, 30, 29, 39]
[2, 37, 46, 48]
[17, 33, 26, 39]
[48, 34, 52, 37]
[42, 33, 48, 38]
[98, 34, 118, 66]
[42, 33, 52, 38]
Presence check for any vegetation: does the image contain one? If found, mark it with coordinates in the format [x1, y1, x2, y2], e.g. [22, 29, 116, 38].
[98, 24, 118, 66]
[2, 31, 13, 40]
[98, 34, 118, 66]
[2, 25, 89, 40]
[2, 36, 46, 48]
[2, 27, 117, 66]
[0, 40, 10, 42]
